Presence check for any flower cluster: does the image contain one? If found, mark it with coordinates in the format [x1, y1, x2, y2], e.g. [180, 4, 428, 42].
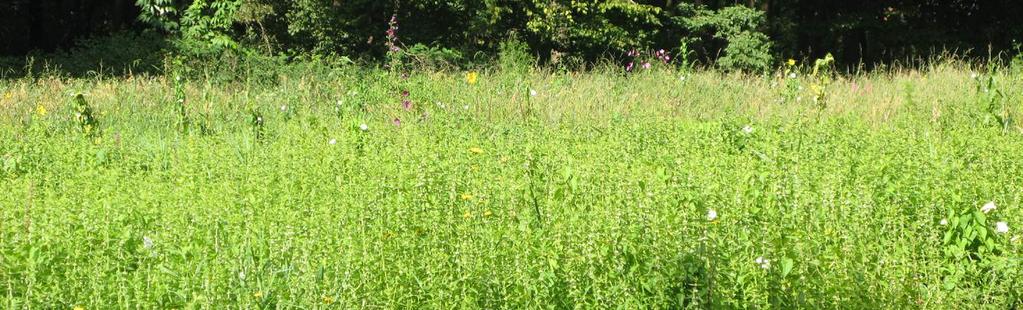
[385, 14, 401, 53]
[624, 48, 672, 72]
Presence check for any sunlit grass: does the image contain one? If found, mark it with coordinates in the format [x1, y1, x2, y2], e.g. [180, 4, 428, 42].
[1, 62, 1022, 308]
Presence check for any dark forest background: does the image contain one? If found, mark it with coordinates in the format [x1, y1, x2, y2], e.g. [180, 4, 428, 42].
[2, 0, 1022, 75]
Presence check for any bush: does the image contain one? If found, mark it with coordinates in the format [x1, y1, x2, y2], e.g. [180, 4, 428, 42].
[682, 5, 774, 72]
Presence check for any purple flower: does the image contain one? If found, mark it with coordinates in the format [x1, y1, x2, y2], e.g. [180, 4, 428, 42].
[392, 118, 401, 127]
[625, 62, 634, 72]
[401, 90, 409, 97]
[642, 62, 651, 69]
[401, 99, 412, 110]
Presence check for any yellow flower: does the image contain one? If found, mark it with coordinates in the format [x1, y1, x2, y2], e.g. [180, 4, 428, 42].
[36, 104, 47, 116]
[2, 92, 11, 100]
[73, 306, 85, 310]
[463, 211, 472, 219]
[460, 193, 473, 200]
[322, 295, 335, 304]
[466, 71, 479, 85]
[483, 210, 493, 217]
[787, 59, 796, 66]
[469, 147, 484, 154]
[253, 291, 264, 298]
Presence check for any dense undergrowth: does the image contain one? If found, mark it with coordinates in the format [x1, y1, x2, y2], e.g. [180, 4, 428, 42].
[1, 62, 1022, 308]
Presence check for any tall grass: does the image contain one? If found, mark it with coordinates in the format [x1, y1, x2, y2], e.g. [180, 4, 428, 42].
[1, 61, 1022, 308]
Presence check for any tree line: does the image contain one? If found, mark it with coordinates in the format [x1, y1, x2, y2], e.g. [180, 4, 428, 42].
[2, 0, 1021, 71]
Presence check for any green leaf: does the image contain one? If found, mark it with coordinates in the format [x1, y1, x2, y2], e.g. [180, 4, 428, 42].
[780, 258, 794, 278]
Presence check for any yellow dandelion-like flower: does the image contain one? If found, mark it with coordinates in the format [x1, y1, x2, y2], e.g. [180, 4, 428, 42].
[73, 306, 85, 310]
[463, 211, 472, 219]
[483, 210, 492, 217]
[460, 193, 473, 200]
[466, 71, 479, 85]
[2, 92, 11, 100]
[253, 291, 264, 298]
[36, 104, 48, 116]
[322, 295, 335, 304]
[787, 59, 796, 66]
[469, 147, 484, 154]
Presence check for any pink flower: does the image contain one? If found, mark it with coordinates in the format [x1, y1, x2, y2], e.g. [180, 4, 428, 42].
[401, 90, 409, 97]
[401, 99, 412, 110]
[642, 62, 651, 69]
[625, 62, 634, 72]
[392, 118, 401, 127]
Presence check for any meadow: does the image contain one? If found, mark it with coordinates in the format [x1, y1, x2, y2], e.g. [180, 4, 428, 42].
[1, 62, 1022, 308]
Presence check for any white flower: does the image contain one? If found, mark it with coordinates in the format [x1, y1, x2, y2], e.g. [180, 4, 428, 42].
[755, 256, 770, 269]
[788, 72, 797, 79]
[142, 236, 154, 249]
[707, 209, 718, 221]
[529, 89, 537, 97]
[257, 116, 263, 122]
[280, 105, 287, 112]
[238, 271, 246, 281]
[970, 72, 979, 79]
[463, 105, 470, 110]
[436, 101, 445, 109]
[981, 201, 996, 213]
[742, 125, 754, 134]
[328, 139, 337, 145]
[995, 222, 1009, 234]
[679, 75, 687, 81]
[359, 123, 368, 131]
[939, 219, 948, 226]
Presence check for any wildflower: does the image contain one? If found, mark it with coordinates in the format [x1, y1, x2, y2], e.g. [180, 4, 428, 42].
[238, 271, 246, 281]
[460, 193, 473, 201]
[329, 139, 337, 145]
[970, 72, 979, 79]
[280, 105, 287, 112]
[392, 118, 401, 127]
[142, 236, 154, 249]
[787, 59, 796, 66]
[322, 295, 335, 304]
[402, 99, 412, 110]
[463, 211, 472, 219]
[707, 209, 718, 221]
[469, 147, 484, 154]
[253, 291, 264, 298]
[483, 210, 492, 217]
[466, 71, 479, 85]
[679, 75, 687, 81]
[995, 222, 1009, 234]
[463, 105, 470, 110]
[401, 90, 409, 98]
[981, 201, 996, 213]
[742, 125, 754, 134]
[359, 123, 369, 131]
[625, 62, 634, 72]
[529, 89, 537, 97]
[788, 72, 797, 79]
[755, 256, 771, 269]
[642, 62, 652, 69]
[939, 219, 948, 226]
[74, 306, 84, 310]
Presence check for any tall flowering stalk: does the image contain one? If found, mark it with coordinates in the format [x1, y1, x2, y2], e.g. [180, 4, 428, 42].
[385, 14, 403, 71]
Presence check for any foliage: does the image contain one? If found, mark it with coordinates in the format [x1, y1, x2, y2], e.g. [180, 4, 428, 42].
[524, 0, 662, 59]
[683, 5, 774, 72]
[2, 65, 1022, 308]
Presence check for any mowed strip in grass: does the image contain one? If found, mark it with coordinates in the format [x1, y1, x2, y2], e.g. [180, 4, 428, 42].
[1, 64, 1022, 308]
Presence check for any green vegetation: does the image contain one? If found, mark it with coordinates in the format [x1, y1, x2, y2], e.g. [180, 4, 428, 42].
[2, 61, 1022, 308]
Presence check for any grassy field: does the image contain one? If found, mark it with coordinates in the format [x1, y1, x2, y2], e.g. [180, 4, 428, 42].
[2, 63, 1022, 308]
